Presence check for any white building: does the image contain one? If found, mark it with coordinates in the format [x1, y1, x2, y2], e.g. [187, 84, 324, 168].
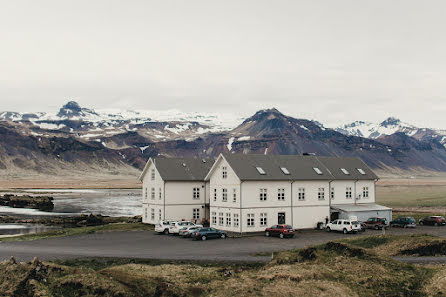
[140, 154, 391, 233]
[139, 157, 214, 224]
[204, 154, 390, 233]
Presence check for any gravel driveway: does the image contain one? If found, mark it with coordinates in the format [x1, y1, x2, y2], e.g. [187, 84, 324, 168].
[1, 226, 446, 263]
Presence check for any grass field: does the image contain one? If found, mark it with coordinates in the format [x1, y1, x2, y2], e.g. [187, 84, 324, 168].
[377, 183, 446, 209]
[2, 235, 446, 297]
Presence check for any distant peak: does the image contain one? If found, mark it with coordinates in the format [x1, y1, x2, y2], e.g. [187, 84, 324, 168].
[63, 101, 81, 110]
[57, 100, 97, 118]
[380, 117, 401, 127]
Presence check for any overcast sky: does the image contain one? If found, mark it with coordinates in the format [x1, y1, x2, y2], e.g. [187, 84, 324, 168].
[1, 0, 445, 127]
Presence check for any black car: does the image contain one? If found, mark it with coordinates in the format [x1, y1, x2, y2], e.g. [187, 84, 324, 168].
[390, 217, 416, 228]
[193, 227, 227, 241]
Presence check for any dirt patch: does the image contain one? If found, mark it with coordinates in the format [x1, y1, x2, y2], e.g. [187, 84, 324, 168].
[400, 241, 446, 256]
[323, 242, 365, 258]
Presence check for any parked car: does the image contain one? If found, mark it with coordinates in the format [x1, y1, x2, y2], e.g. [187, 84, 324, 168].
[155, 220, 176, 235]
[179, 226, 201, 237]
[193, 227, 227, 241]
[363, 217, 389, 230]
[265, 225, 295, 238]
[419, 216, 446, 226]
[326, 219, 361, 234]
[390, 217, 416, 228]
[169, 221, 203, 235]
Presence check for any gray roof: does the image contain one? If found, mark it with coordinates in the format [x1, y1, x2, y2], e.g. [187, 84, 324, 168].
[155, 158, 214, 181]
[221, 154, 378, 181]
[331, 203, 391, 212]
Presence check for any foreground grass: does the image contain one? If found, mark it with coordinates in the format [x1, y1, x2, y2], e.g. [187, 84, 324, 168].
[0, 223, 152, 243]
[2, 235, 446, 296]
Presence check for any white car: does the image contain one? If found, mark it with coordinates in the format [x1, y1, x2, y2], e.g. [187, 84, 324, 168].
[169, 221, 203, 235]
[326, 219, 361, 234]
[179, 226, 201, 237]
[155, 220, 176, 235]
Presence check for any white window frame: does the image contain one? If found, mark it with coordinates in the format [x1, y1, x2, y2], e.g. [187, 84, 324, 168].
[211, 212, 217, 225]
[213, 188, 217, 201]
[193, 187, 200, 200]
[222, 188, 228, 202]
[234, 214, 239, 227]
[222, 166, 228, 179]
[159, 188, 162, 200]
[363, 186, 369, 198]
[151, 169, 155, 181]
[277, 188, 285, 201]
[233, 188, 237, 202]
[260, 213, 267, 226]
[144, 188, 148, 200]
[318, 187, 325, 200]
[298, 188, 305, 201]
[219, 212, 224, 226]
[151, 187, 155, 200]
[226, 213, 231, 226]
[193, 208, 200, 220]
[158, 209, 162, 221]
[330, 187, 335, 200]
[247, 213, 255, 227]
[346, 187, 352, 199]
[260, 188, 267, 201]
[151, 208, 155, 220]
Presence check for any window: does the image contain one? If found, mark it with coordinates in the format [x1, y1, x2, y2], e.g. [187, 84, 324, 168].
[151, 188, 155, 200]
[144, 188, 148, 200]
[313, 167, 323, 175]
[357, 168, 366, 175]
[213, 189, 217, 201]
[318, 188, 325, 200]
[211, 212, 217, 225]
[234, 214, 239, 227]
[340, 168, 350, 175]
[247, 214, 255, 227]
[159, 188, 162, 200]
[346, 187, 352, 199]
[298, 188, 305, 201]
[277, 188, 285, 200]
[222, 166, 227, 179]
[260, 188, 267, 201]
[256, 167, 266, 175]
[193, 208, 200, 220]
[260, 213, 267, 226]
[280, 167, 290, 175]
[193, 187, 200, 200]
[330, 187, 335, 200]
[159, 209, 162, 221]
[233, 188, 237, 202]
[151, 208, 155, 220]
[363, 187, 369, 198]
[226, 213, 231, 226]
[151, 169, 155, 180]
[222, 188, 228, 202]
[219, 212, 224, 226]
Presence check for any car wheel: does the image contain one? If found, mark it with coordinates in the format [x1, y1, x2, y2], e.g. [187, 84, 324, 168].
[374, 225, 379, 230]
[163, 229, 169, 235]
[221, 233, 226, 239]
[403, 224, 407, 228]
[201, 235, 207, 241]
[279, 233, 284, 239]
[265, 231, 270, 237]
[420, 221, 424, 225]
[343, 228, 348, 234]
[435, 222, 439, 226]
[326, 227, 331, 232]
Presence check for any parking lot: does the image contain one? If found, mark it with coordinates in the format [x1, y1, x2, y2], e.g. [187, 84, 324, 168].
[0, 225, 446, 263]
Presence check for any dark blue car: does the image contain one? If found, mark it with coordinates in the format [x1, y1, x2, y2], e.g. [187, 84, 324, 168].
[193, 227, 227, 241]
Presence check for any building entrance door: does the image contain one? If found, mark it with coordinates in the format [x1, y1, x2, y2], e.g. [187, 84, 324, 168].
[278, 212, 286, 224]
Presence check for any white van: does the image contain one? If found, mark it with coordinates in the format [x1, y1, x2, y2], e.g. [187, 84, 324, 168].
[326, 219, 361, 234]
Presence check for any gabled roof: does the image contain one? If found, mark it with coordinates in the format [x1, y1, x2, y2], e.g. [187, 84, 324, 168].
[140, 157, 214, 181]
[206, 154, 378, 181]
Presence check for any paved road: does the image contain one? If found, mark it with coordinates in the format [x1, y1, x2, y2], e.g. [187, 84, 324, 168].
[1, 226, 446, 263]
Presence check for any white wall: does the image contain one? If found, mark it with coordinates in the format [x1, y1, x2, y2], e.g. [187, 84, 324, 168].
[293, 205, 329, 229]
[209, 157, 241, 209]
[142, 161, 164, 224]
[331, 180, 376, 205]
[241, 181, 292, 209]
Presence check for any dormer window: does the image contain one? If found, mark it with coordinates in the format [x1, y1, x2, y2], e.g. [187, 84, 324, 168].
[313, 167, 323, 175]
[357, 168, 366, 175]
[256, 167, 266, 175]
[280, 167, 290, 175]
[340, 168, 350, 175]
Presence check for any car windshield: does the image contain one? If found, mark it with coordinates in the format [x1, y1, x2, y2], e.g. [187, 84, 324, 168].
[285, 226, 293, 229]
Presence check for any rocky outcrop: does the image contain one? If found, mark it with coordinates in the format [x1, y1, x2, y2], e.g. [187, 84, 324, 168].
[0, 194, 54, 211]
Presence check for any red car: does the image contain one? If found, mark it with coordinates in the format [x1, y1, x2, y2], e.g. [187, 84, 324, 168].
[419, 216, 446, 226]
[265, 225, 294, 238]
[363, 217, 388, 230]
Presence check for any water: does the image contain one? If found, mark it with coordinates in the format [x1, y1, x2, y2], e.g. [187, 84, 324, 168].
[0, 189, 142, 217]
[0, 224, 56, 236]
